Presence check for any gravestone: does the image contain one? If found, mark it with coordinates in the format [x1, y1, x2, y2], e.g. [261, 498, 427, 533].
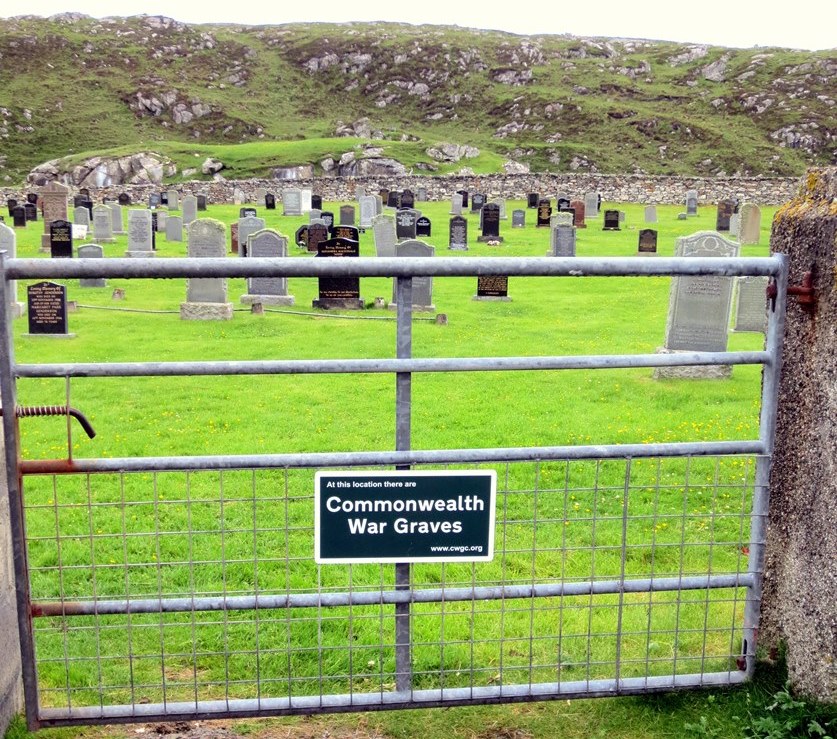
[478, 203, 503, 242]
[320, 211, 334, 231]
[240, 207, 257, 218]
[618, 211, 626, 224]
[602, 210, 620, 231]
[73, 206, 90, 227]
[448, 215, 468, 251]
[313, 237, 364, 310]
[378, 189, 389, 206]
[715, 199, 735, 231]
[654, 231, 739, 379]
[300, 189, 313, 213]
[739, 203, 761, 245]
[339, 205, 356, 226]
[6, 198, 16, 217]
[24, 202, 38, 222]
[644, 205, 657, 223]
[167, 189, 179, 211]
[355, 186, 366, 201]
[233, 188, 245, 205]
[331, 225, 360, 242]
[549, 224, 576, 256]
[527, 193, 539, 209]
[686, 190, 698, 217]
[265, 193, 276, 210]
[474, 275, 510, 301]
[181, 195, 198, 226]
[92, 205, 114, 242]
[240, 229, 294, 306]
[118, 193, 131, 206]
[294, 225, 309, 248]
[396, 209, 418, 240]
[536, 201, 552, 228]
[26, 282, 71, 336]
[237, 215, 266, 257]
[372, 214, 397, 257]
[255, 188, 267, 203]
[12, 207, 26, 229]
[149, 193, 161, 208]
[570, 200, 586, 228]
[387, 191, 401, 209]
[230, 223, 239, 254]
[584, 192, 599, 219]
[181, 219, 233, 320]
[39, 181, 69, 249]
[401, 190, 415, 209]
[457, 190, 469, 208]
[283, 189, 302, 216]
[49, 220, 73, 258]
[78, 244, 107, 287]
[416, 216, 432, 237]
[729, 213, 741, 240]
[311, 194, 322, 210]
[638, 229, 658, 254]
[733, 276, 768, 333]
[156, 210, 168, 232]
[416, 187, 427, 202]
[78, 188, 90, 199]
[309, 209, 322, 223]
[306, 222, 329, 254]
[197, 194, 207, 211]
[359, 196, 377, 228]
[557, 196, 571, 211]
[471, 193, 486, 213]
[160, 191, 168, 206]
[512, 210, 525, 228]
[0, 223, 25, 316]
[450, 193, 463, 215]
[390, 240, 435, 312]
[109, 203, 125, 235]
[126, 209, 154, 257]
[150, 213, 158, 250]
[166, 215, 184, 242]
[551, 212, 573, 228]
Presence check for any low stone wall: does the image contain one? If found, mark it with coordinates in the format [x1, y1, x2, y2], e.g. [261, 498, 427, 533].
[1, 173, 798, 207]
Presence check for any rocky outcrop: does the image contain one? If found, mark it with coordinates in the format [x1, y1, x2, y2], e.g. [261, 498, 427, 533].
[28, 152, 176, 187]
[335, 118, 383, 139]
[426, 144, 480, 162]
[125, 90, 213, 124]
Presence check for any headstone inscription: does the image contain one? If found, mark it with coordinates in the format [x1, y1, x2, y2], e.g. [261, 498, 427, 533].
[391, 240, 435, 312]
[527, 193, 539, 209]
[339, 205, 356, 226]
[512, 210, 525, 228]
[181, 195, 198, 226]
[78, 244, 107, 287]
[471, 193, 486, 213]
[240, 207, 258, 218]
[372, 214, 397, 257]
[265, 193, 276, 210]
[92, 205, 114, 242]
[181, 219, 233, 320]
[570, 200, 586, 228]
[109, 203, 125, 235]
[655, 231, 739, 379]
[12, 207, 27, 229]
[603, 210, 620, 231]
[126, 209, 154, 257]
[49, 220, 73, 258]
[638, 229, 658, 254]
[166, 215, 184, 242]
[240, 229, 294, 306]
[536, 201, 552, 228]
[197, 195, 207, 211]
[448, 216, 468, 251]
[715, 199, 735, 231]
[733, 276, 768, 333]
[283, 189, 302, 216]
[416, 216, 432, 237]
[478, 203, 502, 242]
[686, 190, 698, 217]
[313, 237, 364, 310]
[331, 225, 360, 242]
[549, 224, 576, 257]
[644, 205, 657, 223]
[237, 215, 266, 257]
[474, 275, 510, 301]
[396, 209, 418, 240]
[0, 223, 24, 317]
[584, 192, 599, 219]
[739, 203, 761, 245]
[27, 282, 70, 336]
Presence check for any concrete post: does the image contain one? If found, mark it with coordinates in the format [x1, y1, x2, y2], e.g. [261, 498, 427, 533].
[0, 429, 23, 731]
[762, 167, 837, 702]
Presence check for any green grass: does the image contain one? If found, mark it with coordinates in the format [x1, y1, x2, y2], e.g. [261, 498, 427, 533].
[7, 199, 779, 725]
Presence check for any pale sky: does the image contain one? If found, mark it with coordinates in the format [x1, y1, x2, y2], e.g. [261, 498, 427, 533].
[1, 0, 835, 50]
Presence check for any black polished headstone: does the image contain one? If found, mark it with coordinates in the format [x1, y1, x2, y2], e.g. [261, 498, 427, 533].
[638, 229, 658, 253]
[118, 193, 131, 206]
[557, 197, 571, 211]
[265, 193, 276, 210]
[197, 195, 207, 211]
[160, 191, 169, 206]
[478, 203, 502, 242]
[311, 195, 323, 210]
[603, 210, 620, 231]
[50, 219, 73, 258]
[527, 193, 539, 209]
[79, 188, 90, 198]
[395, 209, 417, 240]
[26, 193, 38, 205]
[448, 215, 468, 250]
[386, 191, 401, 209]
[400, 190, 415, 209]
[24, 203, 37, 222]
[716, 199, 735, 232]
[416, 216, 431, 237]
[471, 193, 486, 213]
[6, 199, 16, 217]
[536, 201, 552, 228]
[240, 207, 257, 218]
[331, 225, 359, 242]
[295, 225, 309, 248]
[457, 190, 469, 208]
[477, 275, 509, 298]
[149, 193, 161, 208]
[27, 282, 68, 335]
[12, 207, 26, 228]
[313, 237, 363, 310]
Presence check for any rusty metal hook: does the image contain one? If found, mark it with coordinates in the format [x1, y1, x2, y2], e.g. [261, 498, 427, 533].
[0, 405, 96, 439]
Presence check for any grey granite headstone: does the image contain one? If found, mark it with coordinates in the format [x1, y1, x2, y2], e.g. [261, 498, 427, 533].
[729, 213, 741, 240]
[309, 209, 322, 223]
[551, 212, 574, 228]
[167, 189, 179, 211]
[372, 214, 397, 257]
[233, 188, 245, 205]
[390, 240, 435, 312]
[618, 210, 626, 224]
[166, 215, 183, 242]
[126, 209, 154, 257]
[450, 193, 463, 216]
[686, 190, 698, 217]
[491, 199, 507, 220]
[73, 206, 90, 227]
[644, 205, 657, 223]
[359, 196, 377, 228]
[155, 210, 168, 232]
[255, 187, 267, 203]
[181, 218, 233, 320]
[512, 210, 525, 228]
[584, 192, 599, 219]
[283, 189, 302, 216]
[237, 215, 265, 257]
[92, 205, 114, 243]
[240, 229, 294, 306]
[109, 203, 125, 234]
[733, 276, 768, 333]
[181, 195, 197, 226]
[339, 205, 356, 226]
[78, 244, 107, 287]
[0, 223, 24, 316]
[549, 224, 576, 256]
[416, 187, 427, 202]
[739, 204, 761, 245]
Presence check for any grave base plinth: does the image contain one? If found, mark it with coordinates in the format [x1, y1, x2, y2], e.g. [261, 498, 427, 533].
[388, 303, 436, 313]
[477, 236, 504, 243]
[472, 295, 511, 302]
[180, 302, 234, 321]
[240, 294, 295, 306]
[652, 347, 732, 380]
[124, 250, 156, 258]
[312, 298, 364, 310]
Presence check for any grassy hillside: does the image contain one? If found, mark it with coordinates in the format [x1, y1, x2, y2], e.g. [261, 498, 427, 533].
[0, 15, 834, 183]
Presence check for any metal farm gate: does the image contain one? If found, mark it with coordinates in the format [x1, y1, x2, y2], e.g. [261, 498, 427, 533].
[0, 252, 787, 728]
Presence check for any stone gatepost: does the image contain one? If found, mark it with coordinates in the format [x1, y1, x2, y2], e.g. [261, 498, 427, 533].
[762, 167, 837, 702]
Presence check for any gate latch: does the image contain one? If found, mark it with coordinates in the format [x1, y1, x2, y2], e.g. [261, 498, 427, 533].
[0, 405, 97, 438]
[767, 270, 816, 313]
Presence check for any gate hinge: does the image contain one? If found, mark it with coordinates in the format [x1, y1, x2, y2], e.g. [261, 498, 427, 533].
[767, 270, 816, 313]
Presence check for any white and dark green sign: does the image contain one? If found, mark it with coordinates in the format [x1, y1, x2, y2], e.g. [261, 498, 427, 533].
[315, 470, 496, 564]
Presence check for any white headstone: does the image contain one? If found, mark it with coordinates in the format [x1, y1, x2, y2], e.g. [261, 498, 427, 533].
[283, 189, 302, 216]
[92, 205, 114, 243]
[166, 215, 183, 242]
[126, 209, 154, 257]
[0, 223, 24, 316]
[372, 214, 397, 257]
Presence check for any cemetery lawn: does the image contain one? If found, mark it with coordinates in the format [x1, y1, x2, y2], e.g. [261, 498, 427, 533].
[9, 199, 777, 736]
